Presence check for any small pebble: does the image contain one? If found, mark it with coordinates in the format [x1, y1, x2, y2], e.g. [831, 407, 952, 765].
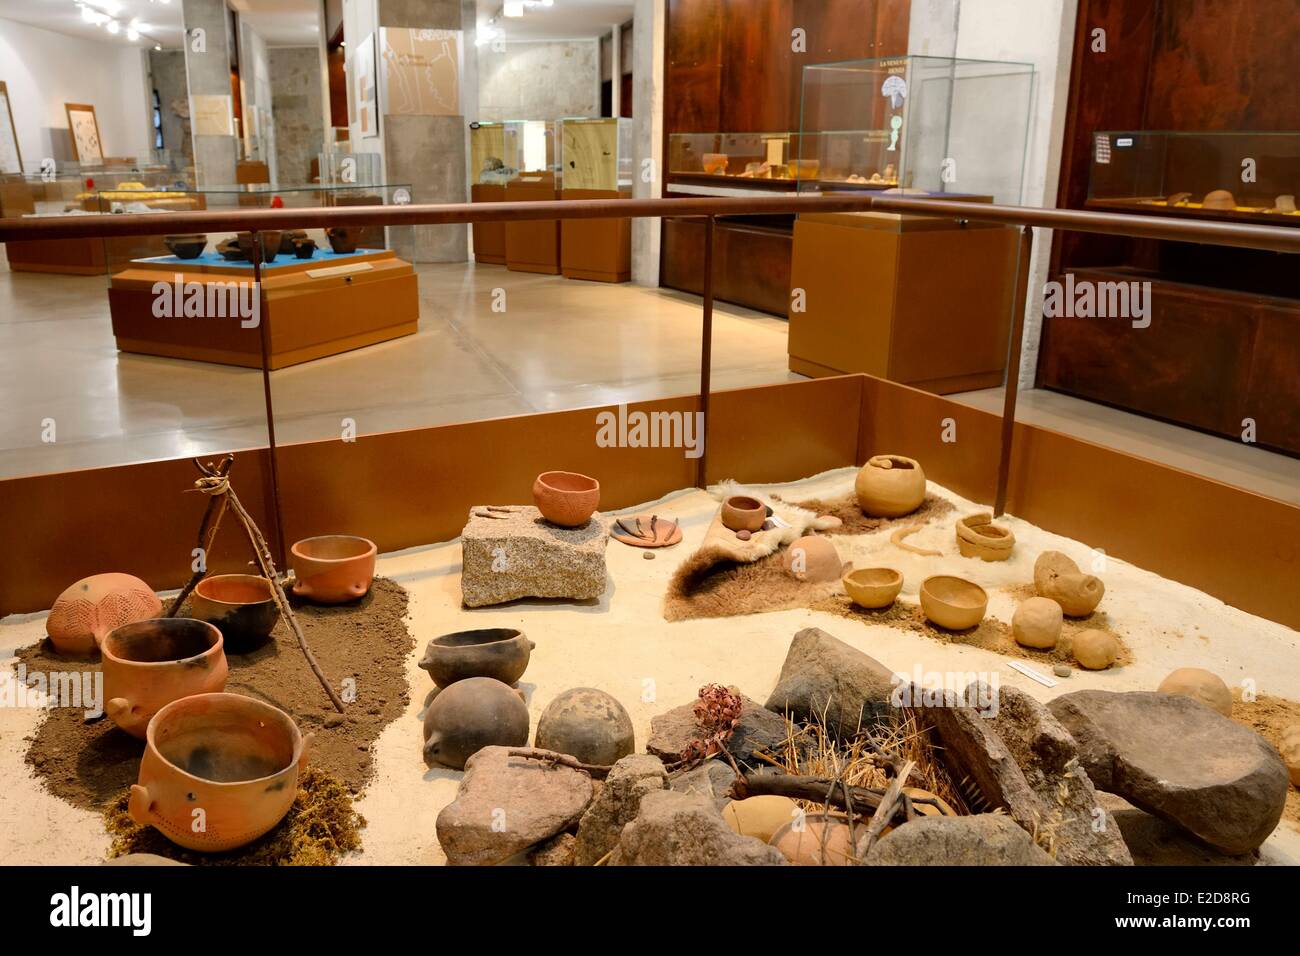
[1053, 665, 1072, 678]
[736, 530, 752, 541]
[324, 714, 345, 728]
[643, 552, 655, 560]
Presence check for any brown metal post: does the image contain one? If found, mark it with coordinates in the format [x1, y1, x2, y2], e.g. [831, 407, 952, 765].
[994, 225, 1035, 517]
[251, 232, 287, 567]
[696, 215, 716, 489]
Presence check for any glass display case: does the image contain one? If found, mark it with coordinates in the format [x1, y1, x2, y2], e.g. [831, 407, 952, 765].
[470, 121, 524, 185]
[502, 119, 562, 179]
[668, 132, 817, 187]
[1087, 130, 1300, 225]
[797, 55, 1035, 203]
[560, 117, 633, 192]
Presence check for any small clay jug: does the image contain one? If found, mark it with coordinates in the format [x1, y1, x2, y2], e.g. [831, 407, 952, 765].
[532, 471, 600, 527]
[190, 574, 280, 653]
[855, 455, 926, 518]
[422, 677, 529, 771]
[418, 628, 535, 688]
[289, 535, 376, 604]
[720, 495, 766, 533]
[46, 572, 162, 656]
[102, 618, 229, 738]
[129, 692, 310, 852]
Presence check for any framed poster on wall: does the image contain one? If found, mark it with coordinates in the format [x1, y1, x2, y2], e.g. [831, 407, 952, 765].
[379, 28, 462, 117]
[0, 81, 21, 174]
[65, 102, 103, 163]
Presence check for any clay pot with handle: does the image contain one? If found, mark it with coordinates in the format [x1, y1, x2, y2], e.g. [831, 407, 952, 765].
[289, 535, 377, 604]
[129, 693, 310, 852]
[418, 628, 535, 689]
[102, 618, 229, 738]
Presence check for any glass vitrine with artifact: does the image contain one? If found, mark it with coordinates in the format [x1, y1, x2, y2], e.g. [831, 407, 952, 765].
[469, 121, 524, 185]
[560, 117, 633, 192]
[797, 55, 1035, 203]
[1087, 131, 1300, 226]
[668, 132, 817, 186]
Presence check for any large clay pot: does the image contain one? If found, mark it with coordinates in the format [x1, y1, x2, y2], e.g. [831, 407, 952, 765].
[191, 574, 280, 653]
[919, 575, 988, 630]
[532, 471, 600, 527]
[46, 572, 162, 656]
[842, 567, 903, 609]
[418, 628, 534, 688]
[534, 687, 634, 766]
[783, 535, 843, 583]
[102, 618, 229, 738]
[129, 693, 310, 852]
[956, 512, 1015, 561]
[769, 815, 855, 866]
[723, 796, 799, 843]
[422, 677, 529, 770]
[855, 455, 926, 517]
[720, 495, 766, 533]
[289, 535, 376, 604]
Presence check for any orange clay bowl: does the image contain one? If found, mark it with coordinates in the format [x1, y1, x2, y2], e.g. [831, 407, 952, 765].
[102, 618, 228, 738]
[532, 471, 601, 527]
[191, 573, 280, 652]
[289, 534, 376, 604]
[919, 575, 989, 630]
[129, 692, 310, 852]
[721, 495, 766, 533]
[843, 567, 904, 609]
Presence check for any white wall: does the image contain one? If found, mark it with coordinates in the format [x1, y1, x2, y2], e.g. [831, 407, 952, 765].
[476, 40, 600, 122]
[0, 17, 153, 169]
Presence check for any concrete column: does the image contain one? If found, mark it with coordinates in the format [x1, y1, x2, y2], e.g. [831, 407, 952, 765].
[610, 24, 621, 117]
[181, 0, 238, 187]
[630, 0, 665, 286]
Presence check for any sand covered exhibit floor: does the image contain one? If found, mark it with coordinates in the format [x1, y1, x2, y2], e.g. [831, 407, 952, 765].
[2, 466, 1299, 865]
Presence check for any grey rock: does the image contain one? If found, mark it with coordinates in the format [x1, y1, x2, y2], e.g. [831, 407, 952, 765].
[764, 627, 897, 738]
[460, 506, 607, 608]
[669, 758, 740, 806]
[1049, 690, 1289, 854]
[1096, 793, 1256, 867]
[647, 689, 787, 770]
[573, 754, 667, 866]
[1053, 665, 1072, 678]
[436, 746, 595, 866]
[867, 814, 1058, 866]
[608, 790, 787, 866]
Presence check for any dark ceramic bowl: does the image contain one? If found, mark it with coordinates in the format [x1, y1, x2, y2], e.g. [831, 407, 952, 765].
[278, 230, 308, 256]
[164, 234, 207, 259]
[216, 238, 245, 261]
[292, 238, 318, 259]
[326, 227, 359, 254]
[190, 574, 280, 653]
[418, 628, 534, 688]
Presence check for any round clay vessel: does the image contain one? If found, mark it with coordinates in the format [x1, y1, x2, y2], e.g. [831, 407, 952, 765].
[1202, 189, 1236, 211]
[102, 618, 229, 739]
[956, 512, 1015, 561]
[129, 692, 309, 852]
[163, 234, 206, 259]
[46, 572, 162, 656]
[326, 226, 360, 253]
[422, 677, 529, 770]
[783, 535, 843, 583]
[1157, 667, 1233, 717]
[1033, 551, 1105, 616]
[190, 574, 279, 653]
[289, 535, 376, 604]
[236, 230, 281, 263]
[842, 567, 903, 609]
[532, 471, 600, 527]
[855, 455, 926, 517]
[534, 687, 635, 766]
[1012, 597, 1062, 650]
[720, 495, 766, 533]
[1279, 724, 1300, 786]
[723, 796, 799, 843]
[769, 815, 855, 866]
[216, 237, 244, 261]
[1072, 629, 1118, 670]
[418, 627, 534, 688]
[919, 575, 988, 630]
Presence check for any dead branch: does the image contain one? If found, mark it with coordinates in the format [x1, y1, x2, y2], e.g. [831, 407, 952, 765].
[507, 747, 612, 779]
[166, 455, 234, 616]
[856, 759, 916, 858]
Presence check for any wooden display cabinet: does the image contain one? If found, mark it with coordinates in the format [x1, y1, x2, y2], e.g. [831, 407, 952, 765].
[504, 172, 561, 275]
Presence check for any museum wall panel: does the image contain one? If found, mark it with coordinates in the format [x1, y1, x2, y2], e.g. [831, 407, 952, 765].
[477, 40, 602, 122]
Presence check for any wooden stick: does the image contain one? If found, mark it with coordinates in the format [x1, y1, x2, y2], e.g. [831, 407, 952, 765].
[857, 759, 915, 859]
[166, 455, 234, 616]
[507, 748, 611, 779]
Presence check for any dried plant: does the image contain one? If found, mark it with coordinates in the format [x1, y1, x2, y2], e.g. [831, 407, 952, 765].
[671, 684, 744, 769]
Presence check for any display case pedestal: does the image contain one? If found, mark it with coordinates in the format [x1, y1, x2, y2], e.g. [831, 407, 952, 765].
[504, 173, 560, 275]
[788, 210, 1017, 394]
[560, 188, 631, 283]
[470, 183, 507, 264]
[107, 249, 418, 369]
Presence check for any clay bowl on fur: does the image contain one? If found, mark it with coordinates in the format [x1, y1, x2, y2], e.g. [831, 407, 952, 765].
[533, 471, 601, 527]
[129, 692, 309, 852]
[418, 628, 535, 689]
[191, 574, 280, 653]
[102, 618, 229, 738]
[163, 234, 207, 259]
[289, 535, 376, 604]
[842, 567, 903, 609]
[955, 512, 1015, 561]
[721, 495, 766, 533]
[919, 575, 988, 630]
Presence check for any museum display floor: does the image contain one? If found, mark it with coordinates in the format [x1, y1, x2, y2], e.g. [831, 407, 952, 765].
[2, 466, 1298, 864]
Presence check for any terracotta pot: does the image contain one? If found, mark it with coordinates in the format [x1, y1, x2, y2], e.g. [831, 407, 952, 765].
[720, 495, 766, 533]
[418, 628, 535, 688]
[702, 153, 729, 175]
[102, 618, 229, 738]
[191, 574, 280, 653]
[236, 231, 281, 263]
[956, 512, 1015, 561]
[1157, 667, 1233, 717]
[1202, 189, 1236, 211]
[129, 692, 309, 852]
[532, 471, 600, 527]
[855, 455, 926, 517]
[919, 575, 988, 630]
[783, 535, 843, 583]
[289, 535, 376, 604]
[326, 226, 360, 253]
[422, 677, 529, 770]
[769, 815, 855, 865]
[723, 795, 799, 843]
[842, 567, 903, 609]
[534, 687, 635, 766]
[46, 572, 162, 656]
[163, 234, 206, 259]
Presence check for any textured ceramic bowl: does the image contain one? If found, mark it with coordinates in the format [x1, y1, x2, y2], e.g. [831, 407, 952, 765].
[290, 535, 377, 604]
[720, 495, 766, 533]
[422, 677, 529, 770]
[418, 628, 535, 688]
[855, 455, 926, 517]
[191, 574, 280, 653]
[129, 693, 309, 852]
[45, 572, 162, 656]
[326, 226, 360, 253]
[163, 234, 207, 259]
[532, 471, 600, 527]
[920, 575, 988, 630]
[842, 567, 903, 609]
[102, 618, 229, 738]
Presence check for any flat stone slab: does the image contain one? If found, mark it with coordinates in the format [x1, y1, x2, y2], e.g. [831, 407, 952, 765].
[647, 691, 787, 770]
[461, 505, 608, 608]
